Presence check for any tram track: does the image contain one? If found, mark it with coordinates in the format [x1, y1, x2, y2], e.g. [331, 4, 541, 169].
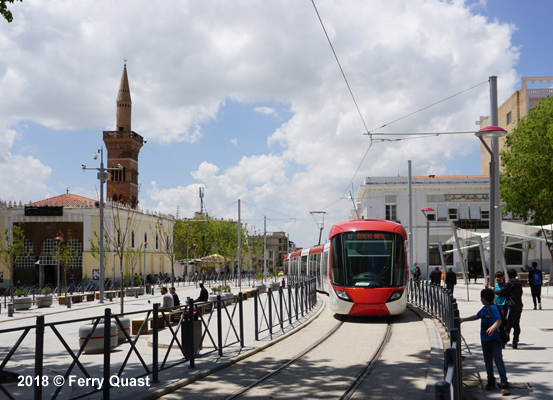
[161, 297, 395, 400]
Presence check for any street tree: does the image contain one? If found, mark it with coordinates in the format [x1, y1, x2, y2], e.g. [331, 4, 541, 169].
[500, 94, 553, 260]
[105, 202, 139, 313]
[155, 215, 175, 286]
[53, 230, 79, 297]
[0, 224, 27, 300]
[89, 231, 111, 287]
[1, 0, 22, 23]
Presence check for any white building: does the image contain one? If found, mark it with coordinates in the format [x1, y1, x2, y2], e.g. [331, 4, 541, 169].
[353, 175, 551, 280]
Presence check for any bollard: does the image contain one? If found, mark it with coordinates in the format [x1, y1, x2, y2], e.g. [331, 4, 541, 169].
[8, 303, 14, 317]
[67, 296, 72, 308]
[135, 290, 138, 298]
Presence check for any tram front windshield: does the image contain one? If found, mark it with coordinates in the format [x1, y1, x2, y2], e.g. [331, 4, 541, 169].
[331, 231, 405, 288]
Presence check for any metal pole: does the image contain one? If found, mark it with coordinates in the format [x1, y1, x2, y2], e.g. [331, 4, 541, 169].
[99, 148, 105, 303]
[489, 76, 502, 279]
[238, 199, 241, 290]
[426, 219, 430, 281]
[408, 160, 413, 271]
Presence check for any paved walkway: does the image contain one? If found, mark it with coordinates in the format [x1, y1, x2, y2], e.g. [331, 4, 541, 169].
[451, 282, 553, 399]
[1, 281, 552, 399]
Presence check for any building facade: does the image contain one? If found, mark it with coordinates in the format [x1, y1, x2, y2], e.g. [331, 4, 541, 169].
[479, 76, 553, 174]
[353, 175, 551, 279]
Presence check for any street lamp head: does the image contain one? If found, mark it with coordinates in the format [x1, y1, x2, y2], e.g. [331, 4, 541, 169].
[421, 207, 435, 218]
[93, 153, 98, 160]
[475, 125, 507, 139]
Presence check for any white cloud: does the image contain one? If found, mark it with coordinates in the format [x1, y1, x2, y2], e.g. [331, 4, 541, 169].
[1, 0, 521, 246]
[254, 106, 276, 116]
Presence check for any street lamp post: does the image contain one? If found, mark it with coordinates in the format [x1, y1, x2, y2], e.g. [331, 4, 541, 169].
[82, 147, 122, 303]
[421, 207, 435, 281]
[55, 236, 63, 295]
[475, 125, 507, 279]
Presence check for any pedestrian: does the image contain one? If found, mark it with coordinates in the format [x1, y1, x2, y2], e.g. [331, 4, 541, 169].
[429, 266, 441, 285]
[194, 282, 209, 303]
[460, 288, 510, 395]
[529, 261, 543, 310]
[413, 265, 422, 281]
[160, 287, 174, 308]
[445, 267, 457, 294]
[69, 274, 75, 294]
[495, 268, 523, 349]
[169, 287, 180, 307]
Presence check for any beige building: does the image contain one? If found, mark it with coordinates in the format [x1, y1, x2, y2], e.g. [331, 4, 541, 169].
[0, 65, 173, 289]
[0, 194, 173, 288]
[479, 76, 553, 174]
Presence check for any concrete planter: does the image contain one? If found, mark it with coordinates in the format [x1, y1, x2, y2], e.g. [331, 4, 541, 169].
[36, 295, 53, 308]
[115, 317, 131, 343]
[255, 284, 267, 293]
[13, 296, 32, 310]
[78, 322, 118, 353]
[269, 282, 280, 292]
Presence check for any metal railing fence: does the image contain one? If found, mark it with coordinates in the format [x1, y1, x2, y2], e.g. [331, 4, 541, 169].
[407, 279, 462, 400]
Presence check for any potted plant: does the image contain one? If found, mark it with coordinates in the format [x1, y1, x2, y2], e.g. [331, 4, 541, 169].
[209, 285, 221, 302]
[36, 287, 53, 308]
[14, 288, 32, 310]
[254, 272, 267, 293]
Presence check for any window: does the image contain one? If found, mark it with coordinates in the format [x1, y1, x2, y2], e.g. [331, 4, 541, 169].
[156, 234, 159, 250]
[385, 205, 397, 221]
[131, 231, 135, 248]
[506, 112, 512, 125]
[448, 208, 458, 220]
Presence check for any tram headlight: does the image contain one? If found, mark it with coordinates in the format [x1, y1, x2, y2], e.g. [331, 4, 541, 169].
[387, 290, 404, 302]
[334, 289, 353, 302]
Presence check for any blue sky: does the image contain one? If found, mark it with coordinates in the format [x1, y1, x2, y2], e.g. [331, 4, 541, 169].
[1, 0, 552, 247]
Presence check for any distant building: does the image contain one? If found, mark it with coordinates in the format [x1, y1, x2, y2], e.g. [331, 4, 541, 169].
[248, 232, 296, 271]
[352, 175, 550, 278]
[479, 76, 553, 174]
[0, 65, 172, 288]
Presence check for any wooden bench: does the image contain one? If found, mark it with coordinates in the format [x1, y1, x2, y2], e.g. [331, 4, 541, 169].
[131, 312, 172, 335]
[59, 294, 83, 305]
[96, 290, 119, 300]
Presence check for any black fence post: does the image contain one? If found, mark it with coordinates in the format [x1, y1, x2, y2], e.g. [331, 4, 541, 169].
[188, 297, 196, 368]
[295, 284, 299, 321]
[152, 303, 159, 383]
[34, 315, 45, 400]
[434, 380, 451, 400]
[239, 292, 244, 348]
[288, 285, 292, 325]
[103, 308, 111, 399]
[217, 294, 223, 356]
[279, 286, 284, 331]
[268, 288, 273, 336]
[254, 290, 259, 341]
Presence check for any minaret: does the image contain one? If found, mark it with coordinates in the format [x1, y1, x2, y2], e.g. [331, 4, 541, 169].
[103, 63, 144, 208]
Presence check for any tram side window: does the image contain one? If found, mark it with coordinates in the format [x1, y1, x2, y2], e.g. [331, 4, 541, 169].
[330, 237, 345, 285]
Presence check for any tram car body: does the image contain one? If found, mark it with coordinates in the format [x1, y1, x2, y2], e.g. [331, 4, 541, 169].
[284, 219, 408, 316]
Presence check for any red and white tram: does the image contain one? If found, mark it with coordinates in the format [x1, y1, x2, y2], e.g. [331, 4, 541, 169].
[284, 219, 408, 316]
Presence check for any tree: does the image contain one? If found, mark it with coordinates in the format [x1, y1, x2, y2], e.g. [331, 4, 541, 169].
[0, 224, 27, 300]
[125, 244, 143, 286]
[155, 215, 175, 286]
[500, 94, 553, 261]
[1, 0, 22, 23]
[89, 231, 111, 286]
[53, 230, 79, 297]
[104, 202, 139, 313]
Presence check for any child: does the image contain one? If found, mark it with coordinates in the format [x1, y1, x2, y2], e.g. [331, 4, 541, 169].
[460, 288, 510, 396]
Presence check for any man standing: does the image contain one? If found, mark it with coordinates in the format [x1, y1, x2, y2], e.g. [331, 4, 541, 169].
[529, 262, 543, 310]
[429, 266, 441, 285]
[495, 269, 523, 349]
[160, 287, 174, 308]
[445, 267, 457, 294]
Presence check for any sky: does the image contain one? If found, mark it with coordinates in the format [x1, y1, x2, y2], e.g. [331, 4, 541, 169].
[1, 0, 552, 249]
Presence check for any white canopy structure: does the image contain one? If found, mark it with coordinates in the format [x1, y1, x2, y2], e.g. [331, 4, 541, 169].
[443, 221, 552, 285]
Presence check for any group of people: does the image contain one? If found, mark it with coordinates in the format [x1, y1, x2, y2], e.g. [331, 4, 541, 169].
[460, 262, 544, 396]
[160, 282, 209, 309]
